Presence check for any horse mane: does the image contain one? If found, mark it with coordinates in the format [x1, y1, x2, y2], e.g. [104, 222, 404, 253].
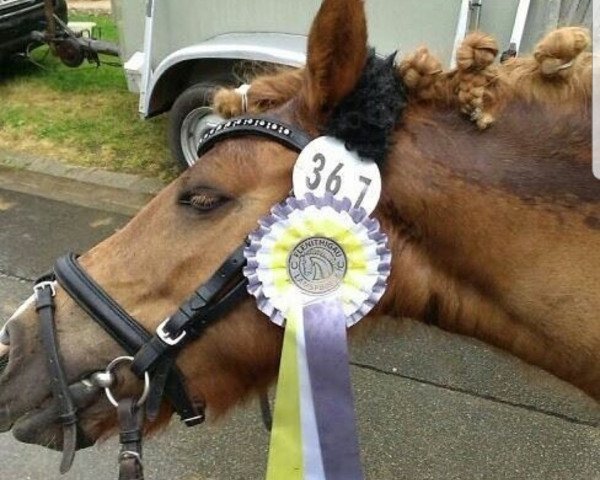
[213, 27, 592, 130]
[400, 26, 591, 127]
[214, 68, 304, 118]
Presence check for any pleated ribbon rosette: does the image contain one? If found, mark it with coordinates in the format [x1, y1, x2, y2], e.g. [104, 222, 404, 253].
[244, 194, 391, 480]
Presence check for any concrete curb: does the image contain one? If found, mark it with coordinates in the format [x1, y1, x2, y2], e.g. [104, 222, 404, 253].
[0, 150, 166, 216]
[0, 150, 164, 195]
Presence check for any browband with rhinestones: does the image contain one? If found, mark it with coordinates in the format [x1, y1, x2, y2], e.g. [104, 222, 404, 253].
[196, 116, 312, 157]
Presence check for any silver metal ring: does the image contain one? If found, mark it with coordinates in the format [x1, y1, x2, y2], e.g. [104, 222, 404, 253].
[104, 356, 150, 408]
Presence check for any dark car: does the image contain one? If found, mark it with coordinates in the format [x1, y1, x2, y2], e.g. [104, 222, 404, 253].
[0, 0, 67, 63]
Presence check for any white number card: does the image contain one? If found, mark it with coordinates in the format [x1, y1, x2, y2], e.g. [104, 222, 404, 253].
[293, 137, 382, 214]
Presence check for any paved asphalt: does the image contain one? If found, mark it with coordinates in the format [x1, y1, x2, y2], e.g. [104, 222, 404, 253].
[0, 169, 598, 480]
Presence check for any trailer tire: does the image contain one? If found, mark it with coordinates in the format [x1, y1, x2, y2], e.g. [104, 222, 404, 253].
[168, 83, 225, 170]
[55, 0, 68, 23]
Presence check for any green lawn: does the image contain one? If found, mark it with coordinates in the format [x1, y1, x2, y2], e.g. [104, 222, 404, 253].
[0, 13, 178, 181]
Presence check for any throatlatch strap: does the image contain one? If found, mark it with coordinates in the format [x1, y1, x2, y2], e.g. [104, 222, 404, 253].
[35, 284, 78, 474]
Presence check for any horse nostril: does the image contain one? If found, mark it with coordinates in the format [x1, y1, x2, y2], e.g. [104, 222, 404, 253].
[0, 326, 10, 375]
[0, 344, 8, 376]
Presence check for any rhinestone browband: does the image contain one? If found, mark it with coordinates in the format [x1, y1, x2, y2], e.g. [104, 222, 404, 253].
[196, 116, 312, 157]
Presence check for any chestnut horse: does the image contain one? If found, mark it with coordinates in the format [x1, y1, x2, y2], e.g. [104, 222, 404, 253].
[0, 0, 597, 467]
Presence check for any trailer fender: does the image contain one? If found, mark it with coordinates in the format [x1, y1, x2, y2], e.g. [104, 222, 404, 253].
[143, 32, 307, 118]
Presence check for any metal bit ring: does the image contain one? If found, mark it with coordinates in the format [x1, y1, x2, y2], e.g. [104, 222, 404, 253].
[104, 356, 150, 408]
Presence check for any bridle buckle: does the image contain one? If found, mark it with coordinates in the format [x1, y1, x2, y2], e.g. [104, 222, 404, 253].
[156, 318, 187, 346]
[118, 450, 142, 462]
[34, 281, 56, 298]
[183, 413, 205, 426]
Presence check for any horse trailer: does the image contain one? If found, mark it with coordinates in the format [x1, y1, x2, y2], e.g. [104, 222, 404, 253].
[110, 0, 592, 168]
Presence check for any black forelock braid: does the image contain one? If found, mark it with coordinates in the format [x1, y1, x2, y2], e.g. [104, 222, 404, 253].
[324, 49, 407, 167]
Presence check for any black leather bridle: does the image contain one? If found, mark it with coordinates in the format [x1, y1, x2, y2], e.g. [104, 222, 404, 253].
[33, 116, 312, 478]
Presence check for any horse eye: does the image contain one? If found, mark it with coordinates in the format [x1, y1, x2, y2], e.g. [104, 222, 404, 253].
[179, 189, 230, 212]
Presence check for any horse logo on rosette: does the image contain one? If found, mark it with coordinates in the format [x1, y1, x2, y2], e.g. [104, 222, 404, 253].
[287, 236, 348, 296]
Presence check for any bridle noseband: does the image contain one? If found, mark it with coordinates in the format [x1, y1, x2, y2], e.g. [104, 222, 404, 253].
[33, 116, 313, 478]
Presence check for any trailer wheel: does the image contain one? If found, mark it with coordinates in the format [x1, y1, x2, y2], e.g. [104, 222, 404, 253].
[168, 83, 225, 169]
[55, 0, 68, 22]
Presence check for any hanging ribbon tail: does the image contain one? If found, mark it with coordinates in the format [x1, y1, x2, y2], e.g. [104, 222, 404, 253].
[266, 306, 304, 480]
[297, 309, 326, 479]
[304, 300, 364, 480]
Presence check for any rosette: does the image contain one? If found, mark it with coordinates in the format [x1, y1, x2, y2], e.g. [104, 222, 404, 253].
[244, 193, 391, 480]
[244, 193, 391, 326]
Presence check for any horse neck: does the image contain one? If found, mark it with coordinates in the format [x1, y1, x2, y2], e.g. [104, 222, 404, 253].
[376, 100, 600, 399]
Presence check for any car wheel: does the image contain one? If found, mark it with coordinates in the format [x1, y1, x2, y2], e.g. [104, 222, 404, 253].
[168, 83, 226, 170]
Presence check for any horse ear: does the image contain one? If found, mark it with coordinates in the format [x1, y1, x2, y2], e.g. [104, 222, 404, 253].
[301, 0, 368, 120]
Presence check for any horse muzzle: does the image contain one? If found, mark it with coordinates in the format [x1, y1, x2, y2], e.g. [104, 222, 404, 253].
[0, 310, 100, 448]
[11, 380, 100, 451]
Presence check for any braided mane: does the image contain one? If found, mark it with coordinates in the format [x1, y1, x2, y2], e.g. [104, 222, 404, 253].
[214, 27, 592, 132]
[399, 26, 591, 128]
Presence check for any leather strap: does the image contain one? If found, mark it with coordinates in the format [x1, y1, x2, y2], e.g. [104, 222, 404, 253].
[68, 381, 103, 449]
[53, 255, 204, 427]
[117, 398, 144, 480]
[197, 116, 311, 157]
[55, 254, 148, 352]
[134, 279, 249, 422]
[259, 393, 273, 432]
[133, 117, 312, 377]
[164, 245, 246, 337]
[35, 283, 78, 474]
[131, 278, 249, 422]
[131, 244, 248, 377]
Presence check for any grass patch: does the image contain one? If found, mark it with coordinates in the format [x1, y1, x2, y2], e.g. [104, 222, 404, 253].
[0, 13, 178, 181]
